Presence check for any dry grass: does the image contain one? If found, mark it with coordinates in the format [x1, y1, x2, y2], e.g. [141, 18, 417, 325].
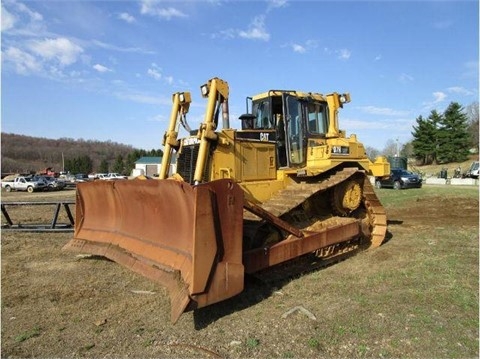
[409, 155, 479, 178]
[1, 185, 478, 358]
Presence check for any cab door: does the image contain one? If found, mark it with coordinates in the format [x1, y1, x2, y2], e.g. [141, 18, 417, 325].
[283, 95, 306, 167]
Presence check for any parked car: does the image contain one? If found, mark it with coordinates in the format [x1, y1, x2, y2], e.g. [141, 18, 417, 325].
[31, 175, 49, 188]
[75, 173, 90, 182]
[1, 176, 47, 193]
[94, 173, 109, 180]
[95, 173, 127, 180]
[464, 161, 479, 179]
[106, 173, 128, 180]
[42, 175, 66, 190]
[59, 173, 75, 181]
[375, 169, 422, 190]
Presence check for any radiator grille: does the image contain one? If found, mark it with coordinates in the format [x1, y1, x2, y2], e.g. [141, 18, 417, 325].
[176, 144, 211, 184]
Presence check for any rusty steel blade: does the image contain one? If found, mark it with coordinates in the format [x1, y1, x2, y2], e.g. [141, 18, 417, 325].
[63, 178, 244, 322]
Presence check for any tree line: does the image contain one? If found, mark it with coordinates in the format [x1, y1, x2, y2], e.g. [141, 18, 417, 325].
[411, 102, 478, 165]
[1, 133, 163, 176]
[365, 102, 478, 164]
[63, 149, 163, 175]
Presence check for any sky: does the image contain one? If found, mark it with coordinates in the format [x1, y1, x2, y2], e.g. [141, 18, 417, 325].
[2, 0, 479, 152]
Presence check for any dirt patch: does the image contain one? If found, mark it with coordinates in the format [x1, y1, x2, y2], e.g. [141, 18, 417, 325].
[387, 196, 479, 229]
[1, 189, 478, 358]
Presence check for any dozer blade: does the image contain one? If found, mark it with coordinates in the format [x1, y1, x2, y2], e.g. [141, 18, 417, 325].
[63, 178, 244, 323]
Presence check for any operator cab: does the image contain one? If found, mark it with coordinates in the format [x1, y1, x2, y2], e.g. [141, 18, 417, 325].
[240, 91, 330, 168]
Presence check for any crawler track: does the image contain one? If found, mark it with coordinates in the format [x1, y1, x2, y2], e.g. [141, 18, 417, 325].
[244, 168, 387, 259]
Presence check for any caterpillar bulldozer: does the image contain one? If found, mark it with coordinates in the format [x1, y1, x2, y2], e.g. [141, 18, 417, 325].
[63, 77, 390, 323]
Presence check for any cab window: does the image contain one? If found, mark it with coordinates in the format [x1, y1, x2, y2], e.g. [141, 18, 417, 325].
[307, 102, 327, 134]
[252, 100, 273, 129]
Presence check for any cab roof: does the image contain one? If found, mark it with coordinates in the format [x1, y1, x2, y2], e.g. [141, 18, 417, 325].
[252, 90, 328, 102]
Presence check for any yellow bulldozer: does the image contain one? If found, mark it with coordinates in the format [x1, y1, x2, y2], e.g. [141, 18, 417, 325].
[64, 77, 390, 323]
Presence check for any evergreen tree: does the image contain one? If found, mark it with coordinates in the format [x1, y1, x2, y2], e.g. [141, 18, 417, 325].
[112, 154, 125, 174]
[99, 159, 109, 173]
[436, 102, 470, 163]
[64, 155, 93, 174]
[411, 113, 438, 165]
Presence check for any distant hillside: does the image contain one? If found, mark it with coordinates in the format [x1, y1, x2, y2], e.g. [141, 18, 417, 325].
[1, 133, 138, 174]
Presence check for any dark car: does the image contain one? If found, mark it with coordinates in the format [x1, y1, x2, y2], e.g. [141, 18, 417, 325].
[75, 173, 90, 182]
[375, 168, 422, 190]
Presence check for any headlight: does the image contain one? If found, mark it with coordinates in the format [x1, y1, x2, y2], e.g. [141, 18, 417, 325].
[339, 93, 351, 104]
[179, 92, 185, 102]
[201, 84, 209, 97]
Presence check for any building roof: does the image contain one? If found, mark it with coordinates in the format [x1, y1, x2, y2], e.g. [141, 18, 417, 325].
[135, 156, 161, 164]
[135, 155, 176, 164]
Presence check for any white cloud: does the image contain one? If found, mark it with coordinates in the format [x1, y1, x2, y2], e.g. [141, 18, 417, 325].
[92, 40, 155, 54]
[211, 28, 236, 40]
[432, 91, 447, 103]
[118, 12, 135, 23]
[337, 48, 351, 60]
[358, 106, 410, 117]
[267, 0, 288, 12]
[286, 39, 317, 54]
[145, 63, 175, 84]
[447, 86, 474, 96]
[1, 6, 16, 31]
[93, 64, 112, 73]
[15, 1, 43, 22]
[164, 75, 173, 85]
[398, 73, 414, 83]
[3, 46, 42, 74]
[292, 44, 306, 53]
[239, 16, 270, 41]
[1, 0, 46, 36]
[28, 37, 83, 66]
[147, 68, 161, 80]
[140, 0, 187, 20]
[422, 91, 448, 110]
[147, 63, 162, 80]
[374, 54, 382, 61]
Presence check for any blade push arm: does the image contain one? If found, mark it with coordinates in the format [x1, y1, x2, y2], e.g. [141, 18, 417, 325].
[159, 92, 192, 179]
[193, 78, 229, 184]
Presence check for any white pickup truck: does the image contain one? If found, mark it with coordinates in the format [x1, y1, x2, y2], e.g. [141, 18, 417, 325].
[2, 176, 47, 193]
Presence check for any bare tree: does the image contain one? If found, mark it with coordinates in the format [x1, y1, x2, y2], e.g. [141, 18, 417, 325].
[382, 139, 399, 157]
[365, 146, 380, 161]
[466, 102, 479, 152]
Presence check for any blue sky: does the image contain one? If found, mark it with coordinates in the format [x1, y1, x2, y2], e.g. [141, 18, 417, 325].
[2, 0, 478, 151]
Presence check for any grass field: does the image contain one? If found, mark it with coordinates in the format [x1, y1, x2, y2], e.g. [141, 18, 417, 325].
[1, 184, 478, 358]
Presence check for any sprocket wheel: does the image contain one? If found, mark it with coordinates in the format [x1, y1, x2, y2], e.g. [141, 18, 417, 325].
[331, 178, 362, 216]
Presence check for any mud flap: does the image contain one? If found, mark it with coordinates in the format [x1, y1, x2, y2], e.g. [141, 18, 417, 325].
[63, 179, 244, 323]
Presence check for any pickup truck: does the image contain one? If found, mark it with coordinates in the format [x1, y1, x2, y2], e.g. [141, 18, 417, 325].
[2, 176, 47, 193]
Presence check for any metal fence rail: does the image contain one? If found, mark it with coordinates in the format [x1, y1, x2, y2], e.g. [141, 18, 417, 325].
[1, 201, 75, 232]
